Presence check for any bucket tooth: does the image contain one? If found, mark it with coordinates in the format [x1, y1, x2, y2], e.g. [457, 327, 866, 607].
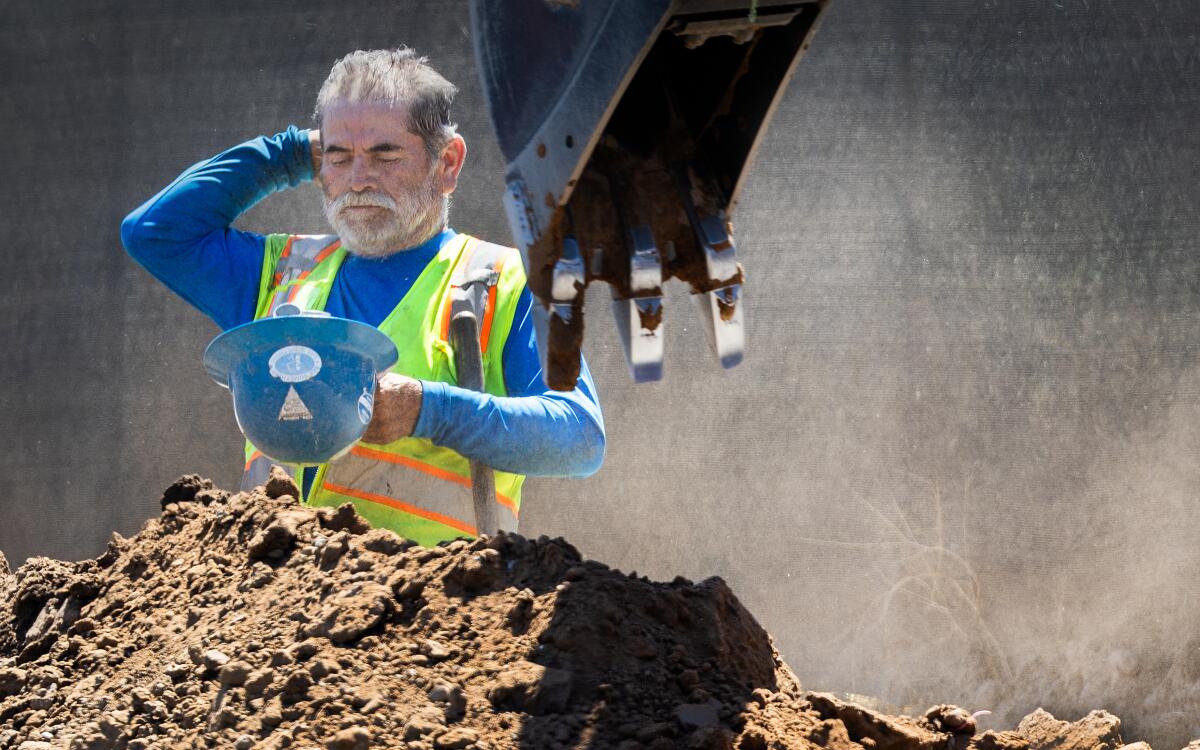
[674, 164, 746, 371]
[696, 281, 744, 369]
[551, 235, 586, 323]
[527, 234, 587, 391]
[612, 225, 665, 382]
[694, 213, 739, 281]
[691, 213, 744, 369]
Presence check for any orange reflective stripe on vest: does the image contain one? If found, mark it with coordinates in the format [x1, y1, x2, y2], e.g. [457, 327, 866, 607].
[322, 481, 478, 537]
[439, 237, 482, 341]
[317, 447, 518, 533]
[272, 237, 295, 286]
[348, 445, 518, 515]
[479, 253, 507, 353]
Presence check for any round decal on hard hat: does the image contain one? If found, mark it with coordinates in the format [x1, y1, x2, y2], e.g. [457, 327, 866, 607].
[269, 346, 323, 383]
[357, 389, 374, 425]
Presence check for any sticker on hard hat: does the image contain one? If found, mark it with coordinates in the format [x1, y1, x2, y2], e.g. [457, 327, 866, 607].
[278, 386, 314, 421]
[269, 346, 322, 383]
[357, 389, 374, 425]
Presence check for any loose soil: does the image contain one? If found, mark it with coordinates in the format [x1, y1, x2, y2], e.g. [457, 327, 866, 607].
[0, 473, 1180, 750]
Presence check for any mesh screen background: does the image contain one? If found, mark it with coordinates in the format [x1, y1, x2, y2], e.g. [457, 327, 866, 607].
[2, 0, 1199, 744]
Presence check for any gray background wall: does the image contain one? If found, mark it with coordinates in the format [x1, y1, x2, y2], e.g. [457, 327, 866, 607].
[3, 0, 1199, 745]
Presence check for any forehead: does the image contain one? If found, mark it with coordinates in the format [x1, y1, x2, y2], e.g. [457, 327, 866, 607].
[322, 100, 419, 146]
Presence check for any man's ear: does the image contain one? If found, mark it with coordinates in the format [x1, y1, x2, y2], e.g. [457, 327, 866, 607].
[438, 135, 467, 195]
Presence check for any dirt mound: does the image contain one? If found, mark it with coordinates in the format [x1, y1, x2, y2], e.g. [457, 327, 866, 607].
[0, 474, 1180, 750]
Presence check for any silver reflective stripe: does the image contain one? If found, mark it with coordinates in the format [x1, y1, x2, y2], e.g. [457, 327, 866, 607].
[448, 240, 510, 346]
[240, 455, 294, 492]
[267, 235, 339, 315]
[323, 450, 518, 533]
[279, 234, 338, 277]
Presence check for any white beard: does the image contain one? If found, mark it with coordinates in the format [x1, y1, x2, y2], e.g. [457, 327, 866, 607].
[323, 171, 446, 258]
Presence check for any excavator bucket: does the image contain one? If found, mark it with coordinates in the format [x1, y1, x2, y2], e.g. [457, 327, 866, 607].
[470, 0, 830, 389]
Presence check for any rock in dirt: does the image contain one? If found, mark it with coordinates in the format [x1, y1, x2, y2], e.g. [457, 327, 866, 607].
[0, 668, 26, 698]
[807, 691, 952, 750]
[302, 581, 393, 644]
[159, 473, 214, 507]
[676, 699, 721, 729]
[0, 474, 1178, 750]
[1015, 708, 1124, 750]
[488, 659, 573, 715]
[973, 731, 1038, 750]
[435, 726, 479, 749]
[327, 726, 370, 750]
[263, 464, 299, 500]
[927, 705, 980, 736]
[247, 509, 312, 560]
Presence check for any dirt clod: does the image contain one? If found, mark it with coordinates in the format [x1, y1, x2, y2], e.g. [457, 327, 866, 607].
[0, 668, 26, 698]
[327, 726, 370, 750]
[263, 465, 299, 500]
[487, 659, 572, 716]
[1016, 709, 1124, 750]
[159, 473, 214, 508]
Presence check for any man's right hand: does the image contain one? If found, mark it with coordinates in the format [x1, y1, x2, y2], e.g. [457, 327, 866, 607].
[363, 373, 424, 444]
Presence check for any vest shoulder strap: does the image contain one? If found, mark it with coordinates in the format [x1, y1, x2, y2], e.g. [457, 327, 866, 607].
[259, 235, 343, 318]
[443, 239, 520, 353]
[273, 234, 341, 287]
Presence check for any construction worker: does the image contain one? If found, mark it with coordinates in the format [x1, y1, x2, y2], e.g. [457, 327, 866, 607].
[121, 49, 605, 547]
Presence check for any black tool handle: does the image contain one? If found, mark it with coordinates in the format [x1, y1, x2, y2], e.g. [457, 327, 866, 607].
[449, 310, 499, 538]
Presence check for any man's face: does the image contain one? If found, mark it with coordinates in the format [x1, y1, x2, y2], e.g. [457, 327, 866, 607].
[318, 100, 446, 257]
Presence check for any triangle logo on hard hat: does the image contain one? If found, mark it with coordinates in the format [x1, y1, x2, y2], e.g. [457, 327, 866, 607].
[278, 386, 313, 421]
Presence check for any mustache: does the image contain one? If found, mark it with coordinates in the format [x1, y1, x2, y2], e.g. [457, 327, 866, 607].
[328, 190, 398, 213]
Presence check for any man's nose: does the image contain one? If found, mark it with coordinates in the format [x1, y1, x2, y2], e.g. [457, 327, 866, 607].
[349, 156, 377, 192]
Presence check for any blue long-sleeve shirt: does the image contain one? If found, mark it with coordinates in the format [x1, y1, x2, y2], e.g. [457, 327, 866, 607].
[122, 126, 604, 482]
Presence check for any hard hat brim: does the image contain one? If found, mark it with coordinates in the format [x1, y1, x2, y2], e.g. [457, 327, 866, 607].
[203, 315, 398, 388]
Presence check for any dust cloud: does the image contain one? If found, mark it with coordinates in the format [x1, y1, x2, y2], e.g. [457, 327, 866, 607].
[531, 2, 1200, 746]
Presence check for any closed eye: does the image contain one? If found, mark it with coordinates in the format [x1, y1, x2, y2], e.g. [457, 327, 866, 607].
[324, 144, 352, 166]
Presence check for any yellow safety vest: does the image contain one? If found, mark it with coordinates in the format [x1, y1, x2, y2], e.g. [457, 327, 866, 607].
[240, 232, 527, 546]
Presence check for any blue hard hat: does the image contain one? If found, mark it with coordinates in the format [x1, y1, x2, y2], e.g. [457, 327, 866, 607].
[203, 311, 399, 465]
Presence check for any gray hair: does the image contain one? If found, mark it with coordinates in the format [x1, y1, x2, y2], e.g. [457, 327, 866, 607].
[314, 48, 458, 159]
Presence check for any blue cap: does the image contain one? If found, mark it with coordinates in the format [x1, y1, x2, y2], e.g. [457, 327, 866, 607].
[204, 313, 399, 465]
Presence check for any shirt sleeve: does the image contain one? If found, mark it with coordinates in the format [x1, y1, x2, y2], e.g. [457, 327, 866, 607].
[412, 285, 606, 477]
[120, 126, 314, 330]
